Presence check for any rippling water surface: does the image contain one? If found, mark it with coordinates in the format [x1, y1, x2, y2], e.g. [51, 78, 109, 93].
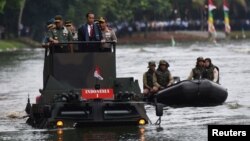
[0, 41, 250, 141]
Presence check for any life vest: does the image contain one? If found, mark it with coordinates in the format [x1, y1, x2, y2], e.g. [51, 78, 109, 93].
[203, 65, 220, 83]
[156, 69, 170, 87]
[145, 70, 154, 88]
[192, 67, 204, 79]
[204, 66, 214, 80]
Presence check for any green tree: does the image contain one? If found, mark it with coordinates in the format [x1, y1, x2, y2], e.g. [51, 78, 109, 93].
[18, 0, 26, 37]
[0, 0, 6, 13]
[133, 0, 172, 21]
[101, 0, 134, 21]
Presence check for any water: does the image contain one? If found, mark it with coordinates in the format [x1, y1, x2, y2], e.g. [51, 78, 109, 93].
[0, 41, 250, 141]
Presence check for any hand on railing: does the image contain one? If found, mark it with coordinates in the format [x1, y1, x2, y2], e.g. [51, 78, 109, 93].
[52, 40, 59, 44]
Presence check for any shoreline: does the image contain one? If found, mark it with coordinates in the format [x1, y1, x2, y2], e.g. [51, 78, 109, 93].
[0, 40, 26, 52]
[118, 31, 250, 44]
[118, 31, 207, 44]
[0, 31, 249, 51]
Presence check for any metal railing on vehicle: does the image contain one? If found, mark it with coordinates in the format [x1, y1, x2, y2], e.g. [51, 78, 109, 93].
[47, 41, 116, 54]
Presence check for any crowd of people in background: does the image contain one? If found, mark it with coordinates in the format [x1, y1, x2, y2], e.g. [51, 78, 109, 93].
[110, 19, 250, 37]
[1, 18, 250, 40]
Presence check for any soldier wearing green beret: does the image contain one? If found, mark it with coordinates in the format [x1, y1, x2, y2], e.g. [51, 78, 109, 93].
[48, 15, 73, 53]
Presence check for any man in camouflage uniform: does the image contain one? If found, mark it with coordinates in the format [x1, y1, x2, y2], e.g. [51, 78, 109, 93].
[203, 58, 219, 83]
[42, 18, 55, 48]
[48, 15, 73, 53]
[187, 57, 205, 80]
[155, 60, 174, 90]
[143, 61, 159, 95]
[65, 20, 78, 41]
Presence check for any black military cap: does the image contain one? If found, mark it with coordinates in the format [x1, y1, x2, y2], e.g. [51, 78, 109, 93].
[65, 20, 72, 26]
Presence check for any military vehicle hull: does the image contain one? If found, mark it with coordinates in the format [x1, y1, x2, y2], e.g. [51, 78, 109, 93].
[154, 79, 228, 107]
[26, 43, 151, 128]
[27, 99, 148, 128]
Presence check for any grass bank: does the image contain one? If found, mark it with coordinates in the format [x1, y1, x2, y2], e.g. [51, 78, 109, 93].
[0, 38, 40, 51]
[0, 40, 26, 51]
[230, 31, 250, 40]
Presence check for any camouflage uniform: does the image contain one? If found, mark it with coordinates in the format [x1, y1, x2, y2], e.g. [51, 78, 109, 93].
[155, 60, 174, 89]
[48, 15, 73, 53]
[42, 19, 55, 48]
[65, 20, 78, 41]
[204, 58, 220, 83]
[143, 61, 158, 95]
[192, 67, 205, 79]
[143, 70, 157, 89]
[187, 57, 205, 80]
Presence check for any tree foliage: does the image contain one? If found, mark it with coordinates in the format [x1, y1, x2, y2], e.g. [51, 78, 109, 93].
[0, 0, 249, 40]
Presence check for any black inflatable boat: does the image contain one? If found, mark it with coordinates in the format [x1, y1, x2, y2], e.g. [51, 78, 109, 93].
[155, 79, 228, 107]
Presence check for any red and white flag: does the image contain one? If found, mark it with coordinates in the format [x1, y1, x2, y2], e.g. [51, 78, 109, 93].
[208, 0, 216, 11]
[94, 66, 104, 80]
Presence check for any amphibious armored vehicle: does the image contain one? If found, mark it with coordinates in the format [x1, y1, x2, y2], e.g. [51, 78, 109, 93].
[25, 42, 160, 128]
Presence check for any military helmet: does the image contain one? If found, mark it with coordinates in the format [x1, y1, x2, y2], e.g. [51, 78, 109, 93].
[197, 57, 204, 62]
[148, 61, 156, 68]
[159, 60, 169, 67]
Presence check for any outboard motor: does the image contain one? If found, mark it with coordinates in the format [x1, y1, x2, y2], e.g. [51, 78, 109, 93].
[25, 95, 31, 115]
[154, 98, 164, 125]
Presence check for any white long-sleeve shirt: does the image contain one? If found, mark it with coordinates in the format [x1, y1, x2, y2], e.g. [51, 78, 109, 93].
[213, 68, 219, 82]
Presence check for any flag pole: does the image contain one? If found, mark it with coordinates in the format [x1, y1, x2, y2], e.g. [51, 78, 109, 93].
[223, 0, 231, 37]
[208, 0, 217, 43]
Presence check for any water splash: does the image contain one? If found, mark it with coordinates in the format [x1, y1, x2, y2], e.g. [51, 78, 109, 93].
[226, 102, 242, 109]
[6, 111, 26, 119]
